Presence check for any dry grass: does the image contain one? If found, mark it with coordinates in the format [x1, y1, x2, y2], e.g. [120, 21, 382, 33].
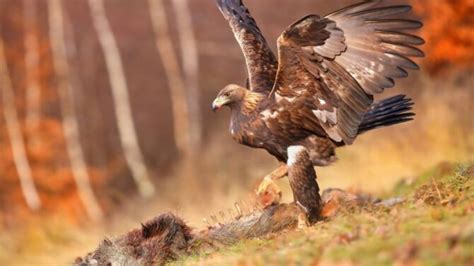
[172, 163, 474, 265]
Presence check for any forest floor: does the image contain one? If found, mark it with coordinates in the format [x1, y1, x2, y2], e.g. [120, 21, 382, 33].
[1, 162, 472, 265]
[172, 162, 474, 265]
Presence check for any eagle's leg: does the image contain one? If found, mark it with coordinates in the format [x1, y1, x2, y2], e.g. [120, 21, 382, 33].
[267, 164, 289, 180]
[256, 164, 287, 208]
[260, 164, 288, 186]
[287, 146, 322, 224]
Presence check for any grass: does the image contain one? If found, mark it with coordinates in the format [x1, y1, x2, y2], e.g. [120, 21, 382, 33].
[0, 163, 471, 265]
[172, 162, 474, 265]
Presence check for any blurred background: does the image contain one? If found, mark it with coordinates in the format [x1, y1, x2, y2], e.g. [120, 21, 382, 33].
[0, 0, 472, 264]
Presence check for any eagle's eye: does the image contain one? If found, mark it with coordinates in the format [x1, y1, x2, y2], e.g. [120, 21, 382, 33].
[223, 92, 231, 97]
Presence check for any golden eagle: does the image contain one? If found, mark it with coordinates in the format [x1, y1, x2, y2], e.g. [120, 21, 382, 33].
[212, 0, 423, 181]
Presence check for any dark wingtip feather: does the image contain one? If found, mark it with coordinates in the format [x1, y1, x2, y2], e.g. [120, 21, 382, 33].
[386, 52, 420, 70]
[394, 66, 409, 78]
[215, 0, 262, 38]
[216, 0, 227, 14]
[381, 42, 425, 58]
[216, 0, 243, 17]
[377, 30, 425, 46]
[351, 5, 413, 19]
[327, 0, 381, 18]
[367, 19, 423, 30]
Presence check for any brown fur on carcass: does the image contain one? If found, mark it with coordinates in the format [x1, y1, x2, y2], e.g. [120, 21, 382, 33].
[75, 189, 382, 265]
[75, 213, 193, 265]
[74, 204, 304, 265]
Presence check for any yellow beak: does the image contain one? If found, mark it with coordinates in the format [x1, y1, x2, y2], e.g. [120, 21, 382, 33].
[211, 96, 229, 112]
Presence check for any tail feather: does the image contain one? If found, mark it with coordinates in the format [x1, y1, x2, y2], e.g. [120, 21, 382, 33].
[361, 98, 413, 124]
[358, 95, 415, 134]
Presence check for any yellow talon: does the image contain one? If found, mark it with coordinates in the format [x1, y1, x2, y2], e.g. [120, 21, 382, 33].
[256, 177, 282, 209]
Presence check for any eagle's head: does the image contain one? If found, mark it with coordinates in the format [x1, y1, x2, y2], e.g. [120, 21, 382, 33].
[212, 84, 247, 112]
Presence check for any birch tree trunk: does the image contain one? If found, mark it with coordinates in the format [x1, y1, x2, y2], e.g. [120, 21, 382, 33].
[23, 0, 41, 132]
[88, 0, 155, 197]
[148, 0, 192, 156]
[170, 0, 202, 153]
[48, 0, 103, 221]
[0, 37, 41, 211]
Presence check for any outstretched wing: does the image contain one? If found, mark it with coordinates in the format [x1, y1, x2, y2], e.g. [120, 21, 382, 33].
[217, 0, 278, 93]
[271, 0, 423, 144]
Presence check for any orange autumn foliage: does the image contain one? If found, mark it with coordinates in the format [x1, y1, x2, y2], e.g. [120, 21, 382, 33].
[411, 0, 474, 75]
[0, 2, 113, 226]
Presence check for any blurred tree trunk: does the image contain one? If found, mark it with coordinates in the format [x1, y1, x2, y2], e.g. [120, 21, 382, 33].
[23, 0, 41, 133]
[48, 0, 103, 221]
[171, 0, 202, 153]
[88, 0, 155, 197]
[0, 36, 41, 211]
[148, 0, 192, 156]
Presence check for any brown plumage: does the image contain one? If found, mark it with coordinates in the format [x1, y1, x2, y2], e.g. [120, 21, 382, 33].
[212, 0, 422, 166]
[287, 146, 323, 224]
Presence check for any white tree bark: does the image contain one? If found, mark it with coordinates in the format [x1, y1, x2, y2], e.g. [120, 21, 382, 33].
[88, 0, 155, 197]
[48, 0, 103, 221]
[148, 0, 192, 156]
[170, 0, 202, 153]
[0, 35, 41, 210]
[23, 0, 41, 131]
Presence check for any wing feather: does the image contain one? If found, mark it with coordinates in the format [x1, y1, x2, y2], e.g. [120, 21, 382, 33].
[270, 1, 423, 144]
[216, 0, 278, 93]
[348, 5, 413, 19]
[366, 19, 423, 30]
[327, 0, 381, 17]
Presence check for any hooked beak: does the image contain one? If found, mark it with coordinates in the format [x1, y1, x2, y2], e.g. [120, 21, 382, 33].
[211, 97, 228, 112]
